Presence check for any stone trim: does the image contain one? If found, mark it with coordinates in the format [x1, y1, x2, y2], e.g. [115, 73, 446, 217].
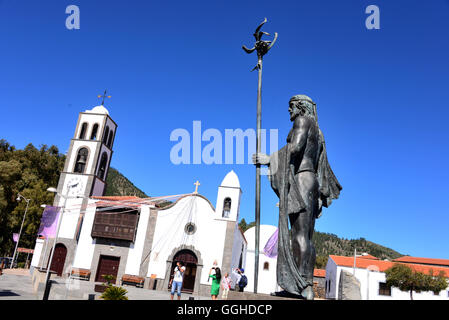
[221, 221, 237, 276]
[158, 245, 204, 295]
[139, 208, 158, 282]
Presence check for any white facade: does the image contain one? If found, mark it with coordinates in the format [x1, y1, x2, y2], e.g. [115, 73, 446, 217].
[31, 104, 248, 294]
[243, 225, 279, 294]
[325, 257, 449, 300]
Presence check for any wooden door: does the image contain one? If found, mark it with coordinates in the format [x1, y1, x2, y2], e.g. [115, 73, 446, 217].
[95, 255, 120, 284]
[49, 243, 67, 277]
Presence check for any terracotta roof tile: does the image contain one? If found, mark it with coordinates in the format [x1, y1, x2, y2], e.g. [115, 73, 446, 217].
[314, 269, 326, 278]
[329, 255, 449, 278]
[358, 254, 379, 260]
[393, 256, 449, 267]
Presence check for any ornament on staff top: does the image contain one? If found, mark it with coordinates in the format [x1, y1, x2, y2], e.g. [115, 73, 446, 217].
[98, 90, 111, 106]
[242, 18, 278, 71]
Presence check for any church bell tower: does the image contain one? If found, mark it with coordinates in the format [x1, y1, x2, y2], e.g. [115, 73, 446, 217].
[54, 103, 117, 208]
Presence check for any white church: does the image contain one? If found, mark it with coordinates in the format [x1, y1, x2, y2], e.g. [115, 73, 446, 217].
[31, 104, 248, 296]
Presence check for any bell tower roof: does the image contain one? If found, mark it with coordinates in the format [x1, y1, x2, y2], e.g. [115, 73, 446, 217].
[220, 170, 240, 189]
[85, 105, 109, 115]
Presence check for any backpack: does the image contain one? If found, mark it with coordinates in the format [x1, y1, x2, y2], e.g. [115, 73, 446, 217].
[239, 275, 248, 288]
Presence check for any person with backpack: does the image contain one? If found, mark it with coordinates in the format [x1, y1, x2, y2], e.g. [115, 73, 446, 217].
[233, 268, 248, 292]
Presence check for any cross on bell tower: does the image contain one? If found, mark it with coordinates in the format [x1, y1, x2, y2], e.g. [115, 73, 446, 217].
[97, 90, 111, 106]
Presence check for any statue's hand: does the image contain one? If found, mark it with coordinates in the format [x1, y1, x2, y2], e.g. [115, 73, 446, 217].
[252, 153, 270, 166]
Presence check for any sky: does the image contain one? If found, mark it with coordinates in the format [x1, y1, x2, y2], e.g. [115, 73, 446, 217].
[1, 0, 448, 259]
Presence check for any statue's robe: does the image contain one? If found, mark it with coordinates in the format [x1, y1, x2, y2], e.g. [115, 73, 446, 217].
[268, 129, 342, 295]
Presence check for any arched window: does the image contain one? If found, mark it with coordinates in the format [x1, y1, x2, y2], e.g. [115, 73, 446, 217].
[98, 152, 108, 180]
[74, 148, 88, 173]
[103, 126, 109, 144]
[107, 130, 114, 148]
[263, 262, 269, 270]
[90, 124, 99, 140]
[222, 197, 231, 218]
[79, 123, 88, 140]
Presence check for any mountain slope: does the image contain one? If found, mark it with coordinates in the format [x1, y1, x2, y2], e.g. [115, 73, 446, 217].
[104, 167, 148, 198]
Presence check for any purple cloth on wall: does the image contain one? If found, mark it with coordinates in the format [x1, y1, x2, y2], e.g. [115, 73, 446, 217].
[13, 233, 19, 243]
[38, 206, 61, 238]
[263, 228, 278, 258]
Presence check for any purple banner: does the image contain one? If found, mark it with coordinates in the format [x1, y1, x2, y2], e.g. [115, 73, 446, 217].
[38, 206, 61, 238]
[263, 228, 278, 258]
[13, 233, 19, 243]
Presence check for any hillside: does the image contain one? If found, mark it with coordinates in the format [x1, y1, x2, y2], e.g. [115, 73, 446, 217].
[312, 231, 402, 260]
[238, 219, 402, 268]
[104, 167, 147, 198]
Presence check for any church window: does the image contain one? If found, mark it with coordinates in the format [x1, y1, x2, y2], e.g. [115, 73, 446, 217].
[222, 198, 231, 218]
[184, 222, 197, 235]
[107, 130, 114, 148]
[98, 152, 108, 180]
[74, 148, 88, 173]
[103, 126, 109, 144]
[263, 262, 269, 270]
[79, 123, 88, 139]
[90, 123, 99, 140]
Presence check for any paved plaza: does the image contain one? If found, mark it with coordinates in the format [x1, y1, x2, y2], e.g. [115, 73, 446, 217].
[0, 269, 212, 300]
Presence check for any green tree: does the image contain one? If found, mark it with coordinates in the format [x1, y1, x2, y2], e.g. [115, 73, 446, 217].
[315, 255, 328, 269]
[0, 140, 64, 257]
[385, 263, 448, 300]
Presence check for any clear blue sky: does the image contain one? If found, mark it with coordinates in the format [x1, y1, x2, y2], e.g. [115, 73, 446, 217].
[1, 0, 448, 259]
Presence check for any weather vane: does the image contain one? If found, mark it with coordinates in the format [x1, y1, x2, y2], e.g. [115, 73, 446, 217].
[98, 90, 111, 106]
[242, 18, 277, 294]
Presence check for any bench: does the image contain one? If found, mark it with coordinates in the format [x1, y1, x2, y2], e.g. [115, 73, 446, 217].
[121, 274, 145, 288]
[71, 268, 91, 281]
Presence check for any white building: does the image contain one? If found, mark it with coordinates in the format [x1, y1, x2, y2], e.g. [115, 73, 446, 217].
[325, 255, 449, 300]
[243, 225, 279, 294]
[31, 104, 247, 296]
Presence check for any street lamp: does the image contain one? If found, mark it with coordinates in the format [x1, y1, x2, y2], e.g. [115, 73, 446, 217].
[11, 193, 31, 269]
[42, 184, 77, 300]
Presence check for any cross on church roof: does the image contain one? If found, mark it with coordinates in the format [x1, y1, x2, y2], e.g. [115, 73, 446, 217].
[193, 181, 200, 194]
[97, 90, 111, 106]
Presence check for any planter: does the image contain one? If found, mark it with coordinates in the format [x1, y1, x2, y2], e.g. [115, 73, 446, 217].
[94, 284, 108, 293]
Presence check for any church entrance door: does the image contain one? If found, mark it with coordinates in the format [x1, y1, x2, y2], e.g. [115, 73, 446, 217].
[49, 243, 67, 277]
[169, 249, 198, 293]
[95, 255, 120, 284]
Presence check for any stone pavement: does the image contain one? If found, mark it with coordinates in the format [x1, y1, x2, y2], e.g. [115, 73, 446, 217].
[0, 273, 37, 300]
[0, 270, 212, 300]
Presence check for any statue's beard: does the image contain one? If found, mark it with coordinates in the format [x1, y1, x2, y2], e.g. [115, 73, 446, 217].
[290, 111, 301, 121]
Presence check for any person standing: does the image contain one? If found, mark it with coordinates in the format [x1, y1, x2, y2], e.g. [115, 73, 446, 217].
[237, 268, 248, 292]
[232, 268, 247, 292]
[170, 261, 186, 300]
[209, 267, 221, 300]
[221, 272, 232, 300]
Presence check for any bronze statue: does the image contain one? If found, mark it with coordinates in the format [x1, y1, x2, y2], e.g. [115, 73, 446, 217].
[253, 94, 342, 300]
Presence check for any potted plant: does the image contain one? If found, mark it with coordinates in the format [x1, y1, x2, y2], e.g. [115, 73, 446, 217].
[94, 274, 115, 293]
[100, 285, 128, 300]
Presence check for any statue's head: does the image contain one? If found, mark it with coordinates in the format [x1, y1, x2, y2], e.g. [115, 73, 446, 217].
[289, 95, 316, 121]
